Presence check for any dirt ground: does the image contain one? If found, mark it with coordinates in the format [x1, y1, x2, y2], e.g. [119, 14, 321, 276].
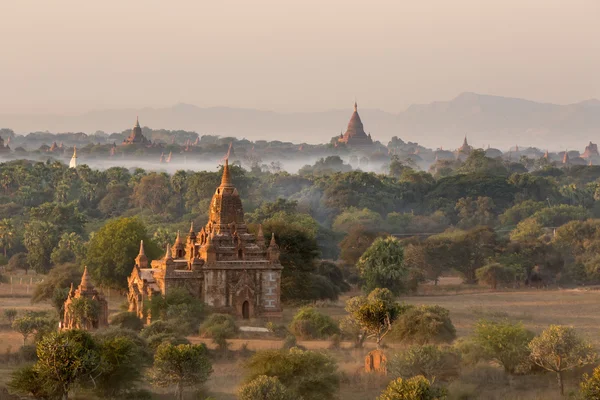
[1, 273, 600, 399]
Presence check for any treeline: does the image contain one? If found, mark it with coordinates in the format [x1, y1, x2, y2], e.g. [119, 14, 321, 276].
[3, 149, 600, 297]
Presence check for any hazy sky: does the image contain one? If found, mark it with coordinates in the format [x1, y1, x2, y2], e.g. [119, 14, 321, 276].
[2, 0, 599, 114]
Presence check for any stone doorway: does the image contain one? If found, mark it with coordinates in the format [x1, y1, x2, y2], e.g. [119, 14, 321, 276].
[242, 301, 250, 319]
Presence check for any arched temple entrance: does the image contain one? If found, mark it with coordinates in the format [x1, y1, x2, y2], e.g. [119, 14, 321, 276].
[242, 301, 250, 319]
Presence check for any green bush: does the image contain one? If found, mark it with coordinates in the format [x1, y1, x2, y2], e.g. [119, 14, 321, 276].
[289, 307, 340, 340]
[473, 319, 534, 374]
[4, 308, 17, 324]
[388, 345, 461, 382]
[581, 365, 600, 399]
[475, 263, 515, 289]
[109, 312, 144, 331]
[244, 347, 339, 400]
[377, 375, 448, 400]
[145, 288, 205, 335]
[390, 305, 456, 345]
[238, 375, 294, 400]
[200, 313, 238, 351]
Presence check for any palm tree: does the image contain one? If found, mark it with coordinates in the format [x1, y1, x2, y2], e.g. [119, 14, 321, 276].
[0, 218, 15, 257]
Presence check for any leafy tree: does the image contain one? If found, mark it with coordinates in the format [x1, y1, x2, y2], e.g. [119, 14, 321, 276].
[475, 263, 516, 289]
[98, 184, 131, 217]
[435, 227, 498, 284]
[131, 173, 172, 213]
[357, 236, 409, 295]
[339, 225, 381, 267]
[531, 205, 589, 228]
[146, 288, 205, 335]
[24, 221, 59, 273]
[455, 196, 496, 228]
[473, 319, 534, 374]
[29, 202, 86, 236]
[343, 288, 406, 349]
[8, 252, 30, 274]
[377, 375, 448, 400]
[261, 212, 323, 301]
[246, 198, 299, 223]
[457, 149, 508, 177]
[387, 345, 461, 382]
[86, 217, 160, 290]
[332, 207, 383, 233]
[289, 307, 340, 340]
[50, 232, 85, 265]
[149, 343, 213, 400]
[0, 218, 15, 257]
[316, 261, 350, 293]
[390, 305, 456, 345]
[238, 375, 294, 400]
[529, 325, 597, 395]
[499, 200, 546, 227]
[510, 218, 544, 242]
[29, 330, 99, 400]
[244, 347, 339, 400]
[32, 263, 82, 314]
[93, 327, 152, 398]
[581, 365, 600, 400]
[12, 314, 42, 345]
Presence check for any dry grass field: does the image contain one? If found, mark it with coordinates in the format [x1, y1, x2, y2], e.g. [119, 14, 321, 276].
[1, 273, 600, 399]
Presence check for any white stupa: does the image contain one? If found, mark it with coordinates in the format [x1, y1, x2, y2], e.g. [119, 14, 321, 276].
[69, 146, 77, 168]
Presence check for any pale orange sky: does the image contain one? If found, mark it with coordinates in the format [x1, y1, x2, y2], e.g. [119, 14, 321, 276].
[1, 0, 599, 114]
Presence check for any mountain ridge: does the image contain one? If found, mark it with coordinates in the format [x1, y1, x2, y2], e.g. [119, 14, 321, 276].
[2, 93, 599, 149]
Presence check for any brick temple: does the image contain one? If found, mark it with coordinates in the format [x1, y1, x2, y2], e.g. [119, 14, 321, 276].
[127, 160, 283, 322]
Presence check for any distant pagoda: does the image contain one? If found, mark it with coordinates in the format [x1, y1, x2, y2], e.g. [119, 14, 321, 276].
[69, 145, 77, 168]
[337, 102, 374, 147]
[122, 117, 151, 146]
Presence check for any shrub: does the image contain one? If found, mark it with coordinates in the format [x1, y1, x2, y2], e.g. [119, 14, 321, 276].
[200, 313, 238, 351]
[581, 365, 600, 399]
[147, 288, 205, 335]
[473, 319, 534, 374]
[282, 335, 298, 350]
[452, 339, 488, 367]
[109, 312, 144, 331]
[244, 347, 339, 400]
[390, 305, 456, 345]
[475, 263, 515, 289]
[387, 345, 461, 382]
[289, 307, 340, 340]
[377, 375, 448, 400]
[238, 375, 294, 400]
[4, 308, 17, 324]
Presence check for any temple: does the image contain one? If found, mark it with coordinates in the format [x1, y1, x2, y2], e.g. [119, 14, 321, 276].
[338, 102, 374, 147]
[122, 117, 151, 145]
[127, 160, 283, 322]
[61, 267, 109, 331]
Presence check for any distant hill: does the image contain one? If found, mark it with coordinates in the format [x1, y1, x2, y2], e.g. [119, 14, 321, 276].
[2, 93, 599, 150]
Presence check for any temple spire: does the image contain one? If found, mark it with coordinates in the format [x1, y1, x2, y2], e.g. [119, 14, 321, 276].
[165, 243, 173, 260]
[220, 159, 233, 187]
[80, 266, 92, 290]
[175, 230, 181, 244]
[354, 100, 357, 112]
[135, 240, 148, 268]
[135, 116, 140, 128]
[269, 233, 278, 248]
